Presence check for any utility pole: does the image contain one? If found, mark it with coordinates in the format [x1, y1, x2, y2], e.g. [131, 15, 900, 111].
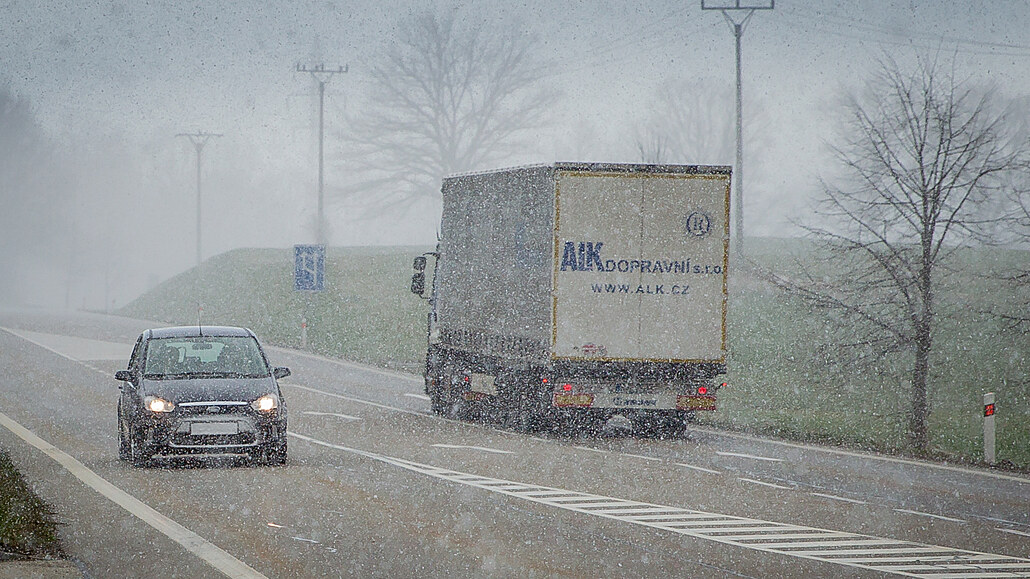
[176, 131, 222, 266]
[296, 63, 347, 246]
[701, 1, 774, 257]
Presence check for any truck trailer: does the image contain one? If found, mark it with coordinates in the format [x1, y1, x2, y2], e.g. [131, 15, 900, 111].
[410, 162, 730, 434]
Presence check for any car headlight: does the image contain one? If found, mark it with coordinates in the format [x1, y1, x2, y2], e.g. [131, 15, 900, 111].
[252, 394, 279, 413]
[143, 396, 175, 413]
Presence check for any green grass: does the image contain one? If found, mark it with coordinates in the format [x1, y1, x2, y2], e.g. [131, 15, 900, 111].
[119, 246, 433, 373]
[0, 450, 63, 561]
[117, 240, 1030, 468]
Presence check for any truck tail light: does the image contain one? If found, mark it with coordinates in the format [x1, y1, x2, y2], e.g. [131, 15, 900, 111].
[697, 386, 708, 395]
[562, 383, 573, 392]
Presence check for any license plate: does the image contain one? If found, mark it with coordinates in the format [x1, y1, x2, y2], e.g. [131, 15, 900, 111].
[191, 421, 238, 435]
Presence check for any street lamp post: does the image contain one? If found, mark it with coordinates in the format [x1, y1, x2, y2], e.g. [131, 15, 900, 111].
[176, 131, 221, 266]
[296, 63, 347, 246]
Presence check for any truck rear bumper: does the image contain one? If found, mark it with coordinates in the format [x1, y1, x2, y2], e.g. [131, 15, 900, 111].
[552, 392, 716, 411]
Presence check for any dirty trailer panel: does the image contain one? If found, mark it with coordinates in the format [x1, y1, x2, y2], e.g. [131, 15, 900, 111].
[552, 167, 729, 363]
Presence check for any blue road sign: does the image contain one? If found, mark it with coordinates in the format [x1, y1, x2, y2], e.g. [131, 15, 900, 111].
[294, 244, 325, 291]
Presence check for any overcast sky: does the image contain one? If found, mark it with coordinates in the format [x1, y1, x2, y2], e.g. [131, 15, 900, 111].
[4, 1, 1030, 306]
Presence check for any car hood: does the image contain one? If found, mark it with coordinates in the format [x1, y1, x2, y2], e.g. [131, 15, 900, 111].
[141, 376, 277, 404]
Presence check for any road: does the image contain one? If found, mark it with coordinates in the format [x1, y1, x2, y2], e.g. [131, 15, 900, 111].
[0, 309, 1028, 578]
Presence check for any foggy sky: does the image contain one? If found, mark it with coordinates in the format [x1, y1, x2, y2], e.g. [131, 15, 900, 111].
[3, 0, 1030, 308]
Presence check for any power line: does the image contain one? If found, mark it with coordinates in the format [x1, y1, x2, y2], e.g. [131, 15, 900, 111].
[775, 5, 1030, 58]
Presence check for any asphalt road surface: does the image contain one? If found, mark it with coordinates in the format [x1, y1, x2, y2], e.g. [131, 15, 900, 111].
[1, 309, 1028, 578]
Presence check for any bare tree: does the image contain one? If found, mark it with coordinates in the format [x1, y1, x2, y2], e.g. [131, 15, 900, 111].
[340, 9, 556, 212]
[771, 57, 1028, 451]
[633, 79, 738, 165]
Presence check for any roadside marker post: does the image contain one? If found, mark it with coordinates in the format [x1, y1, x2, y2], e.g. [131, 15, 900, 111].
[983, 392, 996, 465]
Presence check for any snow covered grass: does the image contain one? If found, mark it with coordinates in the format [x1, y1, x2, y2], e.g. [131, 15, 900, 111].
[118, 240, 1030, 468]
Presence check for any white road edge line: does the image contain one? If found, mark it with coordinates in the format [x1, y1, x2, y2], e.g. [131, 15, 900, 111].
[0, 411, 266, 579]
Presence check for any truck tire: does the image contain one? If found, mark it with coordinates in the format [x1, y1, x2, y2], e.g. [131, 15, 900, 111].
[429, 380, 449, 415]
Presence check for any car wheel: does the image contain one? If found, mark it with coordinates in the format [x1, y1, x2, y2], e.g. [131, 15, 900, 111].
[129, 425, 152, 468]
[264, 438, 287, 466]
[117, 410, 131, 462]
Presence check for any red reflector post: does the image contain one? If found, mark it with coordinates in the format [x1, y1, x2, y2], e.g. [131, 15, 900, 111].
[984, 403, 995, 417]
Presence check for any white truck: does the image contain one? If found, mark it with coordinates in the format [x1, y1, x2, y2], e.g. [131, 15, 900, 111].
[410, 162, 730, 433]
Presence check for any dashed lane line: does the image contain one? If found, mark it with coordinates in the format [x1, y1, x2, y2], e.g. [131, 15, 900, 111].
[431, 443, 514, 455]
[676, 462, 722, 475]
[810, 492, 868, 505]
[0, 411, 266, 579]
[716, 451, 784, 462]
[290, 431, 1030, 578]
[8, 328, 1029, 487]
[894, 509, 968, 524]
[739, 477, 793, 491]
[302, 411, 361, 420]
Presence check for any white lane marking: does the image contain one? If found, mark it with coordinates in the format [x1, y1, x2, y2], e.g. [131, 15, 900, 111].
[9, 328, 1027, 487]
[998, 528, 1030, 538]
[893, 509, 967, 524]
[284, 383, 424, 417]
[691, 424, 1030, 485]
[622, 453, 661, 462]
[404, 393, 430, 401]
[810, 492, 867, 505]
[716, 451, 784, 462]
[302, 411, 361, 421]
[266, 345, 423, 384]
[675, 462, 722, 475]
[0, 327, 131, 361]
[290, 431, 1030, 578]
[0, 411, 266, 579]
[574, 445, 607, 454]
[431, 443, 514, 455]
[739, 477, 792, 490]
[291, 537, 320, 544]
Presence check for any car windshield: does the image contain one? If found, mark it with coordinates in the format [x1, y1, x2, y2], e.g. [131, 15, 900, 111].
[143, 336, 269, 379]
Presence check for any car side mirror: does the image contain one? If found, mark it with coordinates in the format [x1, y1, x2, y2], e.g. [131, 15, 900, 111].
[273, 367, 291, 379]
[115, 370, 132, 382]
[411, 272, 425, 296]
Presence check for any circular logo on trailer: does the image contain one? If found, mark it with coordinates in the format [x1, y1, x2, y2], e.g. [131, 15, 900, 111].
[686, 211, 712, 237]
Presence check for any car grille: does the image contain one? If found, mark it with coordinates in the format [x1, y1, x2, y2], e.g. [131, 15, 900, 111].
[167, 401, 260, 449]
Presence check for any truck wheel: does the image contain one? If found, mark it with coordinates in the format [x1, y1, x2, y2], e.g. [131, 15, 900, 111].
[429, 383, 448, 415]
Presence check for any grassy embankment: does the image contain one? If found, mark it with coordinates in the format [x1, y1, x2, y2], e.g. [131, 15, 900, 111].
[0, 450, 63, 561]
[118, 240, 1030, 468]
